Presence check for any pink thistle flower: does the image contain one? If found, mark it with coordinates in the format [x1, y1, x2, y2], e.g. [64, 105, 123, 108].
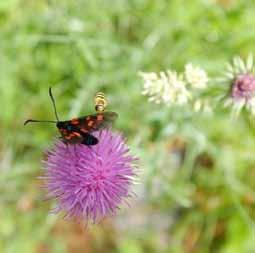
[42, 129, 137, 223]
[221, 54, 255, 116]
[231, 74, 255, 100]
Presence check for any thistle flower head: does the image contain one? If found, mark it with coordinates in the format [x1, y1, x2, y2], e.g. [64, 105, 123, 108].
[221, 54, 255, 116]
[231, 74, 255, 100]
[184, 63, 209, 89]
[140, 70, 190, 106]
[42, 130, 137, 223]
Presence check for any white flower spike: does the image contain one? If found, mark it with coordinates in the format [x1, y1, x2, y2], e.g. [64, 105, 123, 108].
[184, 63, 209, 89]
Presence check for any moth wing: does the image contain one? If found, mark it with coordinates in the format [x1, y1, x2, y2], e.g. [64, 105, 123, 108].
[59, 128, 84, 144]
[81, 133, 99, 145]
[79, 111, 118, 133]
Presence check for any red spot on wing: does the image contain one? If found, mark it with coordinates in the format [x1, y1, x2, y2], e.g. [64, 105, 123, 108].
[87, 120, 94, 127]
[97, 114, 104, 121]
[80, 128, 88, 133]
[72, 132, 81, 137]
[65, 135, 72, 140]
[71, 118, 79, 125]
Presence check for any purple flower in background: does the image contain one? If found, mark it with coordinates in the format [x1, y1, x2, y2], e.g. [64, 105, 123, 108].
[42, 129, 137, 223]
[231, 74, 255, 101]
[221, 54, 255, 116]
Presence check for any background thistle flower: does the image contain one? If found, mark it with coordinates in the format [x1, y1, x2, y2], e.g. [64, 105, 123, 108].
[221, 54, 255, 116]
[42, 129, 137, 223]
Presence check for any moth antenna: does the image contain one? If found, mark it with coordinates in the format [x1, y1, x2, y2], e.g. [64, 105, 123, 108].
[49, 87, 60, 121]
[24, 119, 57, 125]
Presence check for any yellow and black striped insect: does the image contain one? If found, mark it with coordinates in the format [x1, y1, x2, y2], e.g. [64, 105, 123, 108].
[24, 88, 118, 145]
[94, 92, 108, 112]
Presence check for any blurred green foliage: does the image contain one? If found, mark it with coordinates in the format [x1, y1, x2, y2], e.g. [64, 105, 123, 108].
[1, 0, 255, 252]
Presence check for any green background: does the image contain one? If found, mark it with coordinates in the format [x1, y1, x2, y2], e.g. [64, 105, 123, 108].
[0, 0, 255, 252]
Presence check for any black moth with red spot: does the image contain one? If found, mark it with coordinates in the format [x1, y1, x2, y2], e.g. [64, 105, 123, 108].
[24, 87, 118, 145]
[56, 112, 117, 145]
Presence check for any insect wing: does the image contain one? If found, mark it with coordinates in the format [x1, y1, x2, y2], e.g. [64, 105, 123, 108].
[58, 111, 117, 145]
[78, 111, 118, 133]
[59, 127, 84, 144]
[81, 133, 99, 145]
